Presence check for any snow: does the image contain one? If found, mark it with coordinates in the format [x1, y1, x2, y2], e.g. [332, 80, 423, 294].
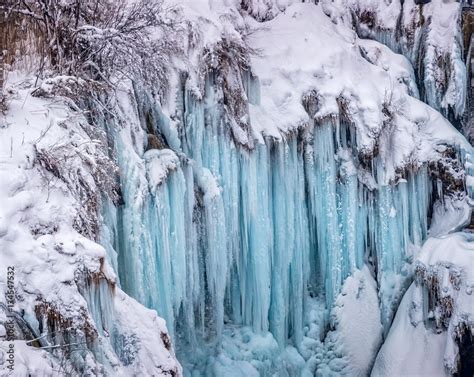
[0, 77, 180, 376]
[1, 0, 472, 376]
[245, 2, 470, 182]
[349, 0, 466, 119]
[318, 267, 383, 376]
[144, 149, 180, 190]
[429, 196, 472, 237]
[0, 341, 57, 376]
[159, 1, 471, 180]
[357, 38, 419, 98]
[372, 232, 474, 376]
[371, 284, 448, 377]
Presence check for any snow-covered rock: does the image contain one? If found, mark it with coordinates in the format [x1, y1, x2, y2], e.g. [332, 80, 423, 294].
[0, 78, 180, 376]
[372, 232, 474, 376]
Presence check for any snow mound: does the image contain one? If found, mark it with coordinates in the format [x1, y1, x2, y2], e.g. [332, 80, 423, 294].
[312, 267, 382, 376]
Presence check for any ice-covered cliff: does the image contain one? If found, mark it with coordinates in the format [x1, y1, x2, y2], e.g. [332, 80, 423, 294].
[0, 76, 181, 375]
[0, 0, 473, 376]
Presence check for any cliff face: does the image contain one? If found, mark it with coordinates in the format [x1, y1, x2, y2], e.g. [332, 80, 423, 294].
[0, 1, 472, 376]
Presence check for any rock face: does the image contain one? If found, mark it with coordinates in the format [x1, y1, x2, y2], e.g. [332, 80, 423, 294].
[0, 1, 472, 376]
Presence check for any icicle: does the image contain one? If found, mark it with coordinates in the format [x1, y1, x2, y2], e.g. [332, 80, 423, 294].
[112, 72, 454, 374]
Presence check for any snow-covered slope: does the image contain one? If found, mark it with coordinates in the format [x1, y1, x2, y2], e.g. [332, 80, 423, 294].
[0, 78, 180, 376]
[243, 0, 467, 123]
[246, 3, 469, 176]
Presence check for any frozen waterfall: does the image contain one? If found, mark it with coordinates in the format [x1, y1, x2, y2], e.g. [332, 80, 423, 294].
[110, 73, 448, 375]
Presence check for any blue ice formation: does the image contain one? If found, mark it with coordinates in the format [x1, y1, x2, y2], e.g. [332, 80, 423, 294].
[100, 68, 467, 375]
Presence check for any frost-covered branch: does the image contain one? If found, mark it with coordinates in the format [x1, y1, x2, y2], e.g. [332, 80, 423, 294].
[3, 0, 179, 95]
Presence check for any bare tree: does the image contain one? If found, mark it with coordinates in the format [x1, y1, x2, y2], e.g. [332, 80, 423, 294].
[1, 0, 179, 95]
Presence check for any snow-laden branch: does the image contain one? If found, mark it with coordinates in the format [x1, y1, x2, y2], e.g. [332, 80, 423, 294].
[3, 0, 180, 97]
